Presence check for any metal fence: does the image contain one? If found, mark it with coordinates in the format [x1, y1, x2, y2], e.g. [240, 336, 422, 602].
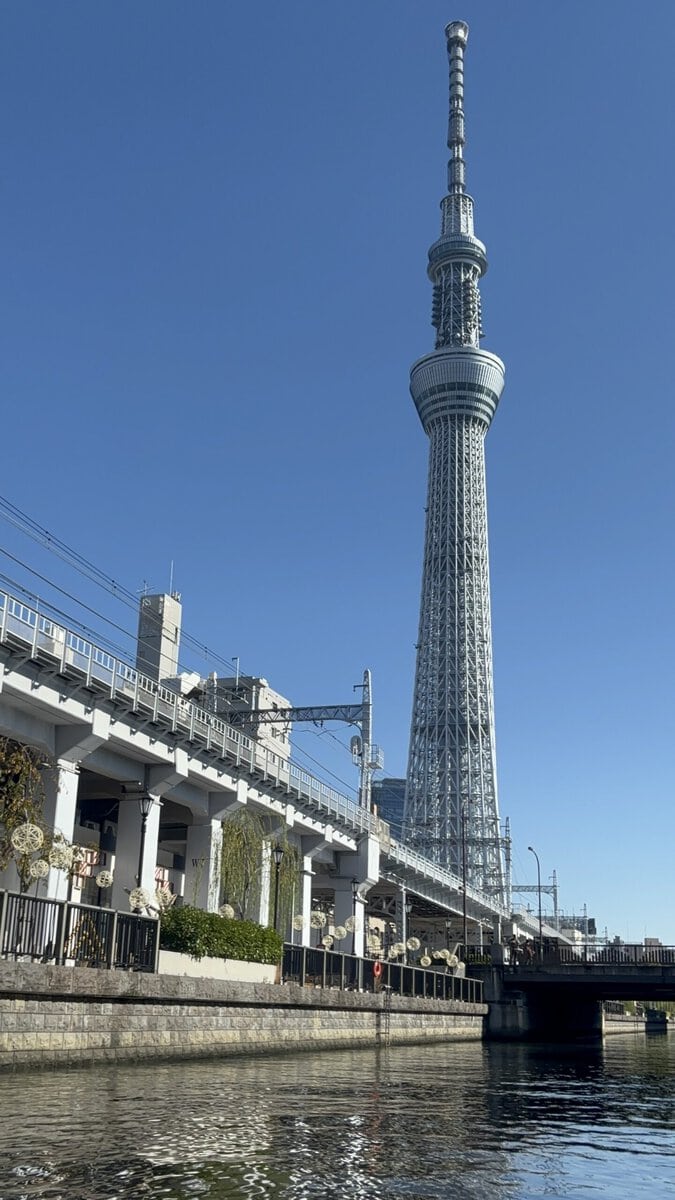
[556, 943, 675, 966]
[0, 890, 159, 972]
[283, 944, 483, 1004]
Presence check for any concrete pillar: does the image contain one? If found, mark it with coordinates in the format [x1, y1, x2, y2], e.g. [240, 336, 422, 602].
[332, 833, 380, 957]
[332, 879, 365, 957]
[298, 833, 334, 948]
[184, 819, 223, 912]
[298, 857, 314, 947]
[255, 840, 271, 926]
[111, 795, 161, 912]
[42, 760, 79, 901]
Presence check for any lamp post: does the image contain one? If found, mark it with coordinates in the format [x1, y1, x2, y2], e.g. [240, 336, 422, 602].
[137, 795, 154, 890]
[272, 844, 284, 934]
[401, 888, 413, 964]
[351, 878, 359, 957]
[528, 845, 543, 954]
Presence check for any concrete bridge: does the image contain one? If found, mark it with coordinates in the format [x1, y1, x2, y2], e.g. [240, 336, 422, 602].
[474, 946, 675, 1041]
[0, 586, 524, 950]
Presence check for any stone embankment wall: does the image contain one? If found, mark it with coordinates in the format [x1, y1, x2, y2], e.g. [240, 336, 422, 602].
[0, 961, 486, 1071]
[603, 1013, 642, 1035]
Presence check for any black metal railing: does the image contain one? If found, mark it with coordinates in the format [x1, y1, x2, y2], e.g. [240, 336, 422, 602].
[283, 944, 483, 1004]
[0, 890, 159, 972]
[556, 943, 675, 967]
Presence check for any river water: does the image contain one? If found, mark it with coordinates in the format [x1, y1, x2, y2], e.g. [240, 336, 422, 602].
[0, 1034, 673, 1199]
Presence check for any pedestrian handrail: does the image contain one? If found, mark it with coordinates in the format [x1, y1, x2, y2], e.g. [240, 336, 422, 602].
[0, 889, 159, 972]
[282, 944, 483, 1004]
[556, 943, 675, 967]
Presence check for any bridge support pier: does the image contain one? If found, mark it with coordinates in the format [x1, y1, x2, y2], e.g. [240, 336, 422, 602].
[111, 794, 162, 911]
[43, 759, 80, 901]
[184, 819, 223, 912]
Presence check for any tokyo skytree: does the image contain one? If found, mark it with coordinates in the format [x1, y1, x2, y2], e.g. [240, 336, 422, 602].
[404, 21, 506, 901]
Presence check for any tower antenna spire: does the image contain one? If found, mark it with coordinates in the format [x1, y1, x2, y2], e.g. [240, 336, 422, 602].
[445, 20, 469, 196]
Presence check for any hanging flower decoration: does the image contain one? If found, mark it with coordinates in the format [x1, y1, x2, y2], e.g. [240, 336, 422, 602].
[71, 846, 87, 864]
[447, 954, 459, 967]
[388, 946, 400, 959]
[407, 937, 421, 952]
[128, 887, 152, 911]
[321, 935, 334, 948]
[292, 915, 305, 931]
[392, 942, 406, 956]
[28, 858, 49, 880]
[420, 954, 432, 967]
[344, 916, 355, 932]
[310, 911, 326, 930]
[333, 925, 347, 941]
[95, 870, 114, 889]
[48, 843, 73, 871]
[10, 823, 44, 854]
[218, 903, 235, 919]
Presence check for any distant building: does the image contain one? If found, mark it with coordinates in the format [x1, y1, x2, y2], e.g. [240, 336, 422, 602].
[135, 593, 291, 760]
[372, 778, 406, 835]
[207, 674, 292, 761]
[136, 592, 182, 682]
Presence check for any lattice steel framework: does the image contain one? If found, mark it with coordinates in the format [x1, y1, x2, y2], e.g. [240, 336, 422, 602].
[404, 21, 506, 901]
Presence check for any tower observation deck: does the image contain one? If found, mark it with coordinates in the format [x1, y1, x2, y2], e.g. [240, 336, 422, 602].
[404, 21, 506, 901]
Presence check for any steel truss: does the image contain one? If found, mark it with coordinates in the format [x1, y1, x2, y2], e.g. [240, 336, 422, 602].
[404, 22, 507, 902]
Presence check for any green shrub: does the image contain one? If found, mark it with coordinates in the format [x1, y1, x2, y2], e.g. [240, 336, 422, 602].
[159, 905, 282, 965]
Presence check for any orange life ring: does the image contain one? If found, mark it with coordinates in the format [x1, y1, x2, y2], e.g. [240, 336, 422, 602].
[373, 960, 383, 978]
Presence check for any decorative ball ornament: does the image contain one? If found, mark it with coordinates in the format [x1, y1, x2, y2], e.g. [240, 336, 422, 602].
[48, 844, 73, 871]
[95, 870, 114, 889]
[28, 858, 49, 879]
[219, 903, 235, 919]
[129, 887, 151, 911]
[10, 823, 44, 853]
[388, 946, 399, 959]
[321, 935, 334, 948]
[333, 925, 347, 941]
[447, 954, 459, 967]
[420, 955, 432, 967]
[344, 916, 355, 932]
[292, 915, 305, 931]
[392, 942, 406, 956]
[310, 911, 326, 930]
[407, 937, 421, 952]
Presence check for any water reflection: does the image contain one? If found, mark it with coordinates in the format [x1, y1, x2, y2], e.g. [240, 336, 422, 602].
[0, 1038, 673, 1198]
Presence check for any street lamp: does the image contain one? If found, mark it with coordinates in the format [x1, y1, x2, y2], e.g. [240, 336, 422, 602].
[401, 889, 413, 964]
[351, 878, 359, 957]
[528, 845, 543, 953]
[137, 795, 154, 890]
[272, 844, 284, 934]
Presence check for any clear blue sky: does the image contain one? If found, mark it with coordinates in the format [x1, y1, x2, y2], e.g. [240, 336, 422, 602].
[2, 2, 674, 941]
